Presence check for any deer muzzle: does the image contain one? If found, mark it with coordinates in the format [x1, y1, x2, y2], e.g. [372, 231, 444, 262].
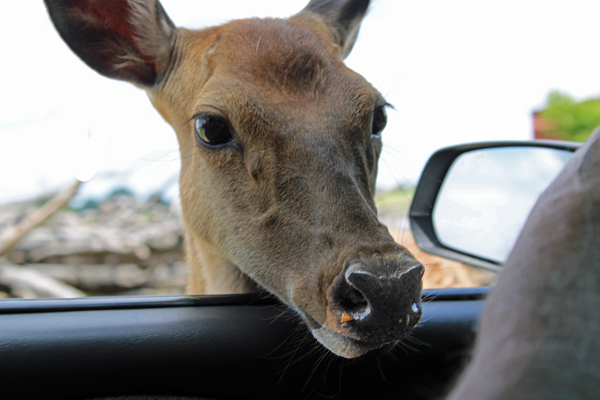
[311, 252, 424, 358]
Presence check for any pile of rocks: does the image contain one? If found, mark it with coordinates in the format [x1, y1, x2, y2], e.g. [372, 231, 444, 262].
[0, 193, 188, 298]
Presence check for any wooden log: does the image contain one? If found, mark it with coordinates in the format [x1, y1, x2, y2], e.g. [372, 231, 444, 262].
[0, 264, 86, 298]
[0, 180, 81, 257]
[24, 262, 187, 292]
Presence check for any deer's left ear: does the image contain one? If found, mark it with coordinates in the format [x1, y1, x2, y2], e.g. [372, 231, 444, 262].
[44, 0, 176, 88]
[297, 0, 371, 59]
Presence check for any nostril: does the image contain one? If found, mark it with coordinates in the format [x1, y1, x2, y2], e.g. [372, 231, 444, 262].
[327, 266, 373, 322]
[339, 286, 368, 314]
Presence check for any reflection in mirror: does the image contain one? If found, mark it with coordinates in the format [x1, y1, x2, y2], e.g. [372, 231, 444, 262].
[433, 147, 572, 264]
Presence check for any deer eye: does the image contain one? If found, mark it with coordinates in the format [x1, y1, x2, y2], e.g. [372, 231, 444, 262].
[195, 115, 232, 146]
[372, 107, 387, 139]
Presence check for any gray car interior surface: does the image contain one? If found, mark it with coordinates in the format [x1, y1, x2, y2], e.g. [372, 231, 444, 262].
[0, 289, 485, 400]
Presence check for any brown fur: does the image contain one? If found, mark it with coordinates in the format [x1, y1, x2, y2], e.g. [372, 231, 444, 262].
[150, 17, 390, 298]
[45, 0, 423, 359]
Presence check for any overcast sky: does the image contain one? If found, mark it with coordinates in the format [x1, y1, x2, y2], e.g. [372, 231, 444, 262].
[1, 0, 599, 204]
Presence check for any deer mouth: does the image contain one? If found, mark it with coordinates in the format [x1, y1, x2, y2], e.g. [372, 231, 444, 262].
[310, 324, 400, 359]
[295, 304, 421, 359]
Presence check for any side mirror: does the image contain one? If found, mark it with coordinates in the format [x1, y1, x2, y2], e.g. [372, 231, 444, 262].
[409, 141, 581, 271]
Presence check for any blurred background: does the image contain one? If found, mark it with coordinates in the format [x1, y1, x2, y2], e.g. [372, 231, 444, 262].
[1, 0, 599, 297]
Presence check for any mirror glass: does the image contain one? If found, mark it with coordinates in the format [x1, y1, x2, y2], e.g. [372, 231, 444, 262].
[433, 147, 572, 263]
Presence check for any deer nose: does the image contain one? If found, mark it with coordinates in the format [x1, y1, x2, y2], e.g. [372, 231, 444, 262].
[327, 257, 424, 342]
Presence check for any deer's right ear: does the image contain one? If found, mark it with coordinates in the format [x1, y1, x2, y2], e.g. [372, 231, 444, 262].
[44, 0, 176, 88]
[299, 0, 371, 59]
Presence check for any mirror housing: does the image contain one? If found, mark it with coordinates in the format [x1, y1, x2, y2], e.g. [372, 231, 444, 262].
[409, 140, 581, 271]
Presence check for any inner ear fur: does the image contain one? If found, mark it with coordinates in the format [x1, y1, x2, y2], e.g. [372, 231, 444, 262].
[44, 0, 176, 87]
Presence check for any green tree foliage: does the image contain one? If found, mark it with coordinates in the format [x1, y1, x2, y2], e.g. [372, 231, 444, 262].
[540, 90, 600, 142]
[108, 187, 135, 198]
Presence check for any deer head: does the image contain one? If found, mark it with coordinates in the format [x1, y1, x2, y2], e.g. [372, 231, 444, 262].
[44, 0, 423, 359]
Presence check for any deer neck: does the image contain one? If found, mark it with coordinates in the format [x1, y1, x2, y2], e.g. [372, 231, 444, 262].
[185, 232, 259, 295]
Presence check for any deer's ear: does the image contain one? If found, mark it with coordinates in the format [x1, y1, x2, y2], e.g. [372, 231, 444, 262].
[44, 0, 176, 88]
[299, 0, 370, 59]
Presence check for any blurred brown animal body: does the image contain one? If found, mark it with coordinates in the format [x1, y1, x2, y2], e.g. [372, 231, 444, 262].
[387, 228, 497, 289]
[44, 0, 424, 359]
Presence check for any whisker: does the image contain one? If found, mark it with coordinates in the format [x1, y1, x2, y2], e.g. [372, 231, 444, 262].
[301, 350, 330, 394]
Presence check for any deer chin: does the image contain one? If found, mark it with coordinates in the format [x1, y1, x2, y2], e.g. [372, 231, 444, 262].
[310, 325, 397, 359]
[289, 304, 405, 359]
